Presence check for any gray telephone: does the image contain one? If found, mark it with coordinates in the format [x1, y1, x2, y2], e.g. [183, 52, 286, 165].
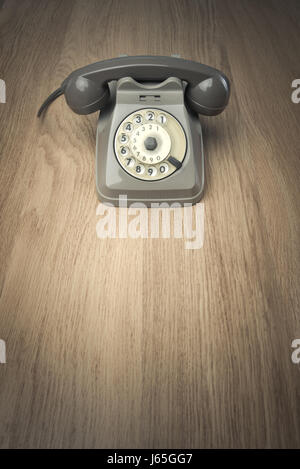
[38, 56, 230, 206]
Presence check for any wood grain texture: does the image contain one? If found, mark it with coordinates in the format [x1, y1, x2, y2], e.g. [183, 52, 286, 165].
[0, 0, 300, 448]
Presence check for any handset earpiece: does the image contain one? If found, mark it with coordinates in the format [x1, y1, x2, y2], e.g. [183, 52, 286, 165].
[37, 74, 110, 117]
[63, 75, 110, 115]
[185, 74, 230, 116]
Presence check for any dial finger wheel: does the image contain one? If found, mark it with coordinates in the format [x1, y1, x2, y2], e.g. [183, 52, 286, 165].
[114, 108, 187, 181]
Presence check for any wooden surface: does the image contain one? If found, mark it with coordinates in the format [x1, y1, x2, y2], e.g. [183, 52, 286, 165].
[0, 0, 300, 449]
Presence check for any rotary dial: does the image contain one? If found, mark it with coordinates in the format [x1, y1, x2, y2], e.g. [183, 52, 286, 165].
[114, 108, 187, 181]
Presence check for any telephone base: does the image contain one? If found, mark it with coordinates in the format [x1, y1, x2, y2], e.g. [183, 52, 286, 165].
[96, 77, 204, 207]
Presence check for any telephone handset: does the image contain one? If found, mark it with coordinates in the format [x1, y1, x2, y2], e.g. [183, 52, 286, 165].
[38, 56, 230, 205]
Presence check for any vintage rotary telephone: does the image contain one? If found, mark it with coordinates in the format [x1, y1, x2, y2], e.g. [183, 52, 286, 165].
[38, 56, 230, 205]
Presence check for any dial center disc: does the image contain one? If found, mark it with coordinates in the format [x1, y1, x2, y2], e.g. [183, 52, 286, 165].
[144, 136, 157, 151]
[130, 123, 171, 164]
